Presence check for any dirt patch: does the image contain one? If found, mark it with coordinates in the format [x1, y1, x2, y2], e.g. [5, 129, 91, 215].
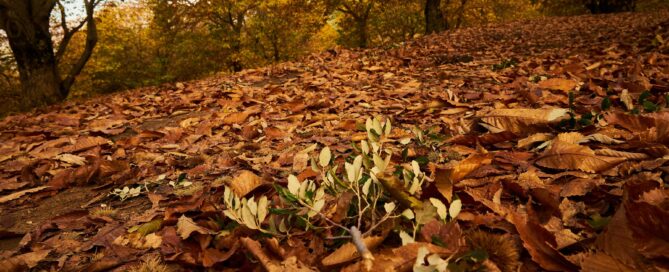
[0, 186, 97, 235]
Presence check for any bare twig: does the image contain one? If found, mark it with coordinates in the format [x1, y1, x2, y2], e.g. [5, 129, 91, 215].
[350, 226, 374, 271]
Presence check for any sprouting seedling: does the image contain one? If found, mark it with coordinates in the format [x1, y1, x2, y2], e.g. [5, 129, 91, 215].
[222, 186, 273, 234]
[111, 185, 143, 201]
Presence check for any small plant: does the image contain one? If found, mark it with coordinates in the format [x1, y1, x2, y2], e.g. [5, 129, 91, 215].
[169, 173, 192, 188]
[559, 91, 600, 130]
[222, 186, 272, 233]
[491, 58, 518, 71]
[111, 185, 144, 201]
[221, 116, 463, 268]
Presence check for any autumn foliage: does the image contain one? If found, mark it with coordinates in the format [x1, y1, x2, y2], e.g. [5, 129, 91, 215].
[1, 7, 669, 272]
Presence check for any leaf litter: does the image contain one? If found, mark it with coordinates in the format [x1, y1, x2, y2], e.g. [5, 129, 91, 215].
[0, 11, 669, 271]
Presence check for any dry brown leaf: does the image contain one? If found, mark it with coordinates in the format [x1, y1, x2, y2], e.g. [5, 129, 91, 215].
[322, 235, 385, 266]
[227, 170, 264, 197]
[55, 153, 87, 165]
[449, 153, 494, 182]
[176, 215, 211, 239]
[580, 252, 636, 272]
[620, 89, 634, 110]
[479, 108, 569, 134]
[434, 166, 454, 202]
[517, 133, 553, 149]
[241, 237, 316, 272]
[292, 152, 310, 172]
[625, 200, 669, 260]
[222, 111, 251, 125]
[555, 132, 584, 144]
[0, 249, 51, 271]
[341, 242, 454, 272]
[511, 211, 579, 271]
[595, 205, 654, 270]
[62, 136, 112, 153]
[536, 140, 626, 173]
[419, 220, 465, 253]
[594, 149, 649, 160]
[538, 78, 578, 92]
[0, 186, 50, 204]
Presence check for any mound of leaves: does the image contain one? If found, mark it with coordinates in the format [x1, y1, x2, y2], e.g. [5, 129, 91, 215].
[1, 10, 669, 272]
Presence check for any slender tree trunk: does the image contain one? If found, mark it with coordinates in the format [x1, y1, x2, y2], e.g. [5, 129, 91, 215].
[585, 0, 635, 13]
[4, 17, 64, 110]
[425, 0, 446, 34]
[455, 0, 467, 28]
[356, 18, 368, 48]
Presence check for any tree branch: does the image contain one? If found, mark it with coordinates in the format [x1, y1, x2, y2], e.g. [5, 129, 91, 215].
[54, 0, 87, 62]
[59, 0, 100, 96]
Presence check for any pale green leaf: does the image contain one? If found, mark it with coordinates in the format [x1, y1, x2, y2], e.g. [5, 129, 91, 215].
[247, 198, 258, 215]
[362, 179, 372, 196]
[384, 202, 396, 213]
[241, 203, 258, 229]
[399, 230, 415, 245]
[319, 147, 332, 168]
[449, 198, 462, 220]
[361, 140, 370, 154]
[257, 196, 268, 223]
[287, 175, 300, 195]
[401, 209, 415, 220]
[429, 198, 448, 220]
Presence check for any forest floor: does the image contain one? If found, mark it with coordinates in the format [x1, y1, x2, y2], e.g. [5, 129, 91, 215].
[1, 11, 669, 272]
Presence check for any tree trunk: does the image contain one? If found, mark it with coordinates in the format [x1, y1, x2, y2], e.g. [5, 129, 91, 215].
[356, 18, 368, 48]
[585, 0, 635, 13]
[425, 0, 446, 34]
[3, 14, 64, 110]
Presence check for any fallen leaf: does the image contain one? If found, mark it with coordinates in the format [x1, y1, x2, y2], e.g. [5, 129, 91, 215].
[241, 237, 316, 272]
[322, 235, 385, 266]
[536, 140, 626, 173]
[538, 78, 578, 92]
[227, 170, 264, 197]
[0, 186, 50, 204]
[479, 108, 569, 134]
[176, 215, 211, 239]
[511, 211, 579, 271]
[0, 249, 51, 271]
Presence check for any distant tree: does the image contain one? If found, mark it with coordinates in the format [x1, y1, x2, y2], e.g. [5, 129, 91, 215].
[199, 0, 259, 72]
[0, 0, 102, 111]
[247, 0, 327, 62]
[425, 0, 446, 33]
[584, 0, 635, 13]
[534, 0, 634, 15]
[335, 0, 376, 48]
